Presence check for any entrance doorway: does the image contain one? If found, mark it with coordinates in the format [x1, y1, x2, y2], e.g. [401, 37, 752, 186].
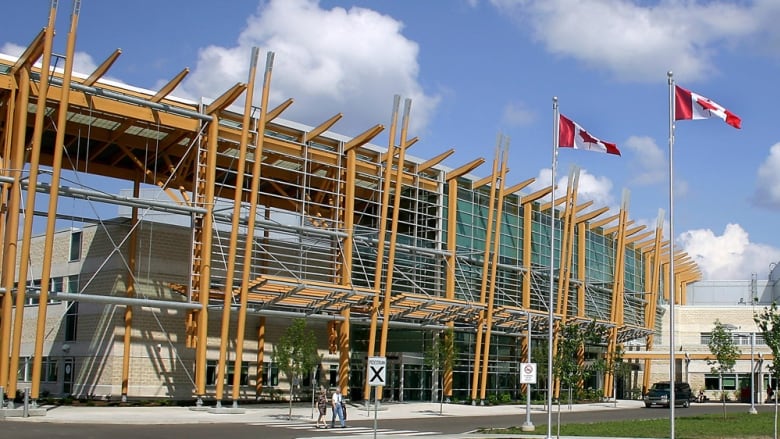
[62, 358, 74, 396]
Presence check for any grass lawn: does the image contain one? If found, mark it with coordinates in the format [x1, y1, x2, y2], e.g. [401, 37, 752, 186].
[481, 412, 779, 438]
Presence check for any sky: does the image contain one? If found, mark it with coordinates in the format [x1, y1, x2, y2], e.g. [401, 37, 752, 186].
[2, 0, 780, 281]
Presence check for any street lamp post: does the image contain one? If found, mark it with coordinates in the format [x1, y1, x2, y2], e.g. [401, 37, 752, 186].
[522, 311, 535, 431]
[750, 331, 758, 414]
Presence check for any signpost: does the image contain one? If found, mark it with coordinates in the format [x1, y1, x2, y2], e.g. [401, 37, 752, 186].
[520, 362, 537, 384]
[521, 361, 537, 432]
[368, 356, 386, 386]
[367, 357, 386, 439]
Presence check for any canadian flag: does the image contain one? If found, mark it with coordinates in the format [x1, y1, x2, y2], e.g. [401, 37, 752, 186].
[558, 114, 620, 156]
[674, 85, 741, 129]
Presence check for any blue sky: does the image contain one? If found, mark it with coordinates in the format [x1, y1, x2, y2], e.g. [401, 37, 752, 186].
[3, 0, 780, 280]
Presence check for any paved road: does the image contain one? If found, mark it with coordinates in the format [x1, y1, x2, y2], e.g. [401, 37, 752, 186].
[1, 402, 768, 439]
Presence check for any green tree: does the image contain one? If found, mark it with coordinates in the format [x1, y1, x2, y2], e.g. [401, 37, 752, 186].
[554, 319, 608, 401]
[273, 318, 320, 420]
[424, 328, 458, 414]
[707, 319, 741, 419]
[553, 319, 609, 436]
[755, 303, 780, 438]
[604, 344, 627, 404]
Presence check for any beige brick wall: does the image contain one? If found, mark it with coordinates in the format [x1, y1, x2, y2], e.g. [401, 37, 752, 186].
[641, 304, 771, 400]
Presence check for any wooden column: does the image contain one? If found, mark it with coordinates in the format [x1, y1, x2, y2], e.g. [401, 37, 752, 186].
[364, 96, 400, 401]
[30, 2, 80, 400]
[470, 145, 500, 402]
[9, 10, 56, 398]
[378, 98, 413, 399]
[443, 158, 483, 400]
[479, 141, 509, 401]
[121, 180, 140, 401]
[256, 317, 266, 397]
[234, 51, 274, 403]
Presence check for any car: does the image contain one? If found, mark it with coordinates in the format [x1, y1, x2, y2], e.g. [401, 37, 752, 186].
[643, 381, 693, 408]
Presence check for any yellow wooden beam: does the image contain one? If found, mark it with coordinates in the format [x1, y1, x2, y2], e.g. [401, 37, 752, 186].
[625, 230, 654, 245]
[151, 67, 190, 102]
[267, 97, 293, 121]
[603, 220, 635, 235]
[84, 49, 123, 87]
[503, 177, 534, 196]
[588, 213, 619, 230]
[574, 200, 594, 213]
[304, 113, 343, 142]
[521, 186, 551, 204]
[575, 206, 609, 224]
[446, 158, 485, 181]
[418, 149, 454, 172]
[538, 193, 567, 212]
[344, 124, 383, 152]
[206, 82, 246, 114]
[11, 28, 46, 74]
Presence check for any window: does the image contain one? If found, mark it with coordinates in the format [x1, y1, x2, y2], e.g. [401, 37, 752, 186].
[17, 357, 32, 382]
[43, 357, 58, 383]
[263, 362, 279, 386]
[69, 230, 82, 261]
[68, 275, 79, 294]
[330, 364, 338, 386]
[701, 332, 764, 346]
[205, 360, 249, 386]
[16, 278, 64, 306]
[65, 301, 78, 341]
[705, 373, 738, 390]
[14, 357, 56, 382]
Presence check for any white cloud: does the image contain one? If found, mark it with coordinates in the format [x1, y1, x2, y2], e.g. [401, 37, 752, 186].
[179, 0, 439, 137]
[501, 101, 536, 127]
[577, 169, 616, 208]
[525, 166, 779, 281]
[752, 142, 780, 210]
[1, 43, 24, 57]
[491, 0, 763, 82]
[1, 42, 100, 80]
[527, 167, 616, 211]
[678, 223, 780, 280]
[624, 135, 666, 185]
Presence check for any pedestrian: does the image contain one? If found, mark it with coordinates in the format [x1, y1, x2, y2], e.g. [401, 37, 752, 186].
[316, 388, 328, 428]
[331, 386, 346, 428]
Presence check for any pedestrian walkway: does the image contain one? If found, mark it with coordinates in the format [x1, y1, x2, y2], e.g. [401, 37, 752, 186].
[1, 399, 646, 424]
[0, 399, 654, 438]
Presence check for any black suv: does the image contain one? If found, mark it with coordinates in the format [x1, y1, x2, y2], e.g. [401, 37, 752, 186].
[643, 381, 693, 408]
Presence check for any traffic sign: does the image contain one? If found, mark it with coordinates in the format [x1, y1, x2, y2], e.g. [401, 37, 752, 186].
[520, 362, 537, 384]
[368, 356, 386, 386]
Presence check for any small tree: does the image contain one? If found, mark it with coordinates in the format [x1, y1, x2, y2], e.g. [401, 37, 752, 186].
[755, 303, 780, 439]
[604, 344, 627, 404]
[554, 319, 608, 402]
[532, 338, 550, 405]
[424, 328, 458, 414]
[274, 318, 320, 420]
[553, 319, 608, 436]
[707, 319, 741, 419]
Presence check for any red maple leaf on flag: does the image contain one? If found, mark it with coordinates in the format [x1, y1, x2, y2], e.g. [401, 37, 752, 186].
[578, 130, 600, 144]
[695, 97, 719, 112]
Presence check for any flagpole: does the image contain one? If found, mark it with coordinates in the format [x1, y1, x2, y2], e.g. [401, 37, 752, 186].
[667, 70, 677, 439]
[547, 96, 559, 439]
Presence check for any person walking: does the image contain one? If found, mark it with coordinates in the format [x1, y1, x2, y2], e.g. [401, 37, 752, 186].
[316, 388, 328, 428]
[331, 386, 346, 428]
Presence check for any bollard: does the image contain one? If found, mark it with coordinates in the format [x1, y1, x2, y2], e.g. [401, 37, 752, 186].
[23, 388, 30, 417]
[0, 385, 4, 409]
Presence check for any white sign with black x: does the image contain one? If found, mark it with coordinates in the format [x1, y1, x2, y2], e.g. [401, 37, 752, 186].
[367, 356, 386, 387]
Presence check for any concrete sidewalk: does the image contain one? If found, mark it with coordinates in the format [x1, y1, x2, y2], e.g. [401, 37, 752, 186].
[0, 399, 647, 424]
[0, 400, 663, 439]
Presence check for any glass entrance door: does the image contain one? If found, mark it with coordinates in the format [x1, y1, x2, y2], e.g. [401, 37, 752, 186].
[62, 358, 74, 395]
